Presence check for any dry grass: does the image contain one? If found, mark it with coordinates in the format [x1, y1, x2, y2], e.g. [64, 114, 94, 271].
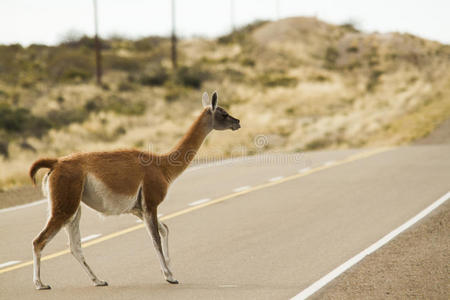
[1, 17, 449, 190]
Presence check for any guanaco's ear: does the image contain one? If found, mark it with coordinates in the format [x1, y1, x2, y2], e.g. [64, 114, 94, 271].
[211, 91, 218, 111]
[202, 92, 210, 108]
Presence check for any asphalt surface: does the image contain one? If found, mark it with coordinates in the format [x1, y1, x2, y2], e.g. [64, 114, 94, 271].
[0, 145, 449, 299]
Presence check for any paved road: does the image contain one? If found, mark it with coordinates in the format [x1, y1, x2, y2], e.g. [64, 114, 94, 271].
[0, 145, 449, 299]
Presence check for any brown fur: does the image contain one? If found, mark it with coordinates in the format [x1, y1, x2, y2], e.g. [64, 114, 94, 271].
[29, 109, 212, 199]
[29, 158, 58, 185]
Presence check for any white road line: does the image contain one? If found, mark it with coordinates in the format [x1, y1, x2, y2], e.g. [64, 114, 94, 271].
[291, 191, 450, 300]
[80, 234, 101, 243]
[233, 185, 251, 193]
[188, 198, 211, 206]
[298, 167, 311, 173]
[0, 199, 47, 214]
[219, 284, 238, 288]
[269, 176, 284, 182]
[0, 260, 21, 269]
[186, 155, 259, 172]
[323, 160, 336, 166]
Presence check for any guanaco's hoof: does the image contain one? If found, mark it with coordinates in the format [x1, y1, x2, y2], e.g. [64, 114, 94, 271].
[35, 284, 51, 290]
[166, 279, 179, 284]
[94, 280, 108, 287]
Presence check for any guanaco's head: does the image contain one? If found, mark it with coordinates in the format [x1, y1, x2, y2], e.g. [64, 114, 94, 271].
[202, 91, 241, 131]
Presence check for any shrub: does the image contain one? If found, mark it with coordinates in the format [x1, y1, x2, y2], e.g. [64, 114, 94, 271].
[46, 108, 89, 128]
[104, 96, 146, 115]
[367, 69, 384, 91]
[308, 73, 330, 82]
[84, 95, 146, 115]
[305, 138, 331, 150]
[222, 68, 245, 82]
[114, 126, 127, 137]
[56, 95, 65, 104]
[0, 90, 9, 100]
[0, 103, 51, 138]
[340, 22, 360, 33]
[134, 36, 166, 51]
[256, 72, 298, 87]
[0, 45, 24, 84]
[139, 65, 169, 86]
[164, 83, 188, 102]
[175, 65, 209, 89]
[285, 107, 295, 115]
[104, 54, 141, 72]
[347, 46, 359, 53]
[117, 81, 136, 91]
[240, 57, 256, 67]
[59, 35, 111, 50]
[325, 46, 339, 69]
[84, 97, 102, 112]
[61, 67, 91, 81]
[0, 140, 8, 158]
[47, 49, 94, 82]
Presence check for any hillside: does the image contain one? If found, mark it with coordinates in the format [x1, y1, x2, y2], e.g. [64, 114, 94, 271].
[1, 17, 449, 190]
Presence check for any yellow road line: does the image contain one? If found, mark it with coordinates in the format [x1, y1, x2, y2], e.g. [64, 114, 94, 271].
[0, 147, 392, 275]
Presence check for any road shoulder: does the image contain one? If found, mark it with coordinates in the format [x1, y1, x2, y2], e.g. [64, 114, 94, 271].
[0, 185, 42, 209]
[312, 199, 449, 299]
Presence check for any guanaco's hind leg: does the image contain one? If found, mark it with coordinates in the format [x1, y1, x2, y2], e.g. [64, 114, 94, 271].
[32, 216, 66, 289]
[158, 221, 171, 266]
[65, 207, 107, 286]
[32, 168, 83, 290]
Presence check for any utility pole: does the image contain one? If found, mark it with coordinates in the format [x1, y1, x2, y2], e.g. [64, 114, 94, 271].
[276, 0, 280, 21]
[171, 0, 177, 70]
[93, 0, 102, 85]
[230, 0, 235, 32]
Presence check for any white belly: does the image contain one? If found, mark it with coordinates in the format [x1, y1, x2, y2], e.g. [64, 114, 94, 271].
[81, 173, 141, 215]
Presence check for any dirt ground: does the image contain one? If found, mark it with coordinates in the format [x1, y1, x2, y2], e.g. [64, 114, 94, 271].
[0, 184, 42, 209]
[312, 200, 450, 299]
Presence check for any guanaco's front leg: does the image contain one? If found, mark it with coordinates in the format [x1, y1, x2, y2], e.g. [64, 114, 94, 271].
[143, 209, 178, 284]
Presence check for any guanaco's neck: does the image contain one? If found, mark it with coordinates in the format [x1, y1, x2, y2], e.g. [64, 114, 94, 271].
[162, 108, 212, 182]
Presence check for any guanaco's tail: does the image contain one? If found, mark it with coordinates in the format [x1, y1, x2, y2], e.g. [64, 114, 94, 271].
[29, 158, 58, 185]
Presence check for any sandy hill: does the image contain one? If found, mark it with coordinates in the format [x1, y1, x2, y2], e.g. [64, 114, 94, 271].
[0, 17, 449, 190]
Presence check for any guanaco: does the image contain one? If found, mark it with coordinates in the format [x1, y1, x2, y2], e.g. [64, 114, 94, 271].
[29, 91, 240, 289]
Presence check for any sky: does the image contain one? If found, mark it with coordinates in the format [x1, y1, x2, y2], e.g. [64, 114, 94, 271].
[0, 0, 449, 46]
